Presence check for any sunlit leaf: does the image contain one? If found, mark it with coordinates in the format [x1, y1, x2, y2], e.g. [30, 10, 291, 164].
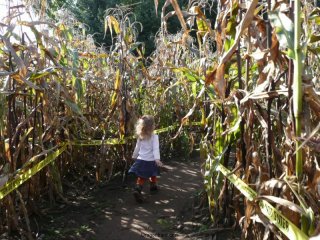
[104, 15, 120, 38]
[206, 64, 226, 99]
[29, 67, 58, 80]
[309, 8, 320, 24]
[211, 0, 258, 99]
[110, 69, 121, 109]
[192, 82, 197, 97]
[71, 50, 83, 101]
[173, 67, 200, 82]
[309, 34, 320, 44]
[269, 10, 295, 58]
[190, 6, 208, 32]
[225, 16, 237, 36]
[200, 106, 206, 126]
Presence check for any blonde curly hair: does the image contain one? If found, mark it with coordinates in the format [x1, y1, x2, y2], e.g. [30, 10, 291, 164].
[135, 115, 155, 139]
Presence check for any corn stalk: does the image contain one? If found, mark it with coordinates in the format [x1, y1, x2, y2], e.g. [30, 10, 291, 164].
[293, 0, 303, 182]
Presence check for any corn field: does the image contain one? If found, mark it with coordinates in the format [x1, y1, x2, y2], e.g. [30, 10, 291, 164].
[0, 0, 320, 239]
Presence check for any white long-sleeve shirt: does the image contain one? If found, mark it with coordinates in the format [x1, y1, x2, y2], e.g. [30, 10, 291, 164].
[132, 134, 160, 161]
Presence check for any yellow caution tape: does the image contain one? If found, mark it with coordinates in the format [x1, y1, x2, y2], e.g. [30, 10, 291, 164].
[154, 124, 179, 134]
[71, 138, 127, 146]
[0, 143, 67, 200]
[190, 121, 202, 126]
[217, 164, 309, 240]
[217, 164, 257, 200]
[0, 122, 203, 200]
[72, 122, 201, 146]
[0, 121, 310, 240]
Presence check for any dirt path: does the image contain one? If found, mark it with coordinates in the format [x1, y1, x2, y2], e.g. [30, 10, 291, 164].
[94, 161, 203, 240]
[36, 160, 210, 240]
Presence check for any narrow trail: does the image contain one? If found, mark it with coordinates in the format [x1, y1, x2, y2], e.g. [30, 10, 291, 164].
[94, 160, 203, 240]
[37, 160, 209, 240]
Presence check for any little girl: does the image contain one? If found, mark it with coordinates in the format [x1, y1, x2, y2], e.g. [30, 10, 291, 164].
[129, 115, 163, 203]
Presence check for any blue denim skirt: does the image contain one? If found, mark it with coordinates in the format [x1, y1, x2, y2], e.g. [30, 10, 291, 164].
[128, 159, 160, 178]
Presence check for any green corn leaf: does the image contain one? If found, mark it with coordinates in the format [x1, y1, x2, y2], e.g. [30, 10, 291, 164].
[192, 82, 197, 97]
[71, 50, 83, 101]
[172, 67, 200, 82]
[64, 99, 83, 115]
[110, 69, 121, 109]
[29, 67, 58, 80]
[269, 10, 295, 59]
[309, 34, 320, 43]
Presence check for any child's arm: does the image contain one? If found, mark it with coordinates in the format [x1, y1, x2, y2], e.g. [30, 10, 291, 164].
[153, 135, 163, 167]
[132, 139, 141, 160]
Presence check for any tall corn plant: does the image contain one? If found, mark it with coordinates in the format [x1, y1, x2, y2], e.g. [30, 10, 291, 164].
[0, 8, 76, 234]
[104, 6, 143, 138]
[158, 0, 320, 238]
[0, 2, 142, 236]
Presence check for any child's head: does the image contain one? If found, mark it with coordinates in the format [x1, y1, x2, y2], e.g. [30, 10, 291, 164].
[135, 115, 155, 139]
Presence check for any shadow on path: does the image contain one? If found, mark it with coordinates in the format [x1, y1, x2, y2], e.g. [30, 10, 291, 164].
[36, 160, 205, 240]
[95, 161, 203, 240]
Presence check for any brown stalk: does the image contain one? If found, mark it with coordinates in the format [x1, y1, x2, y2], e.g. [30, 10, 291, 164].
[16, 190, 33, 240]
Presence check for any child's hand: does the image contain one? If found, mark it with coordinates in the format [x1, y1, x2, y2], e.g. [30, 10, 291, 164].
[155, 160, 163, 167]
